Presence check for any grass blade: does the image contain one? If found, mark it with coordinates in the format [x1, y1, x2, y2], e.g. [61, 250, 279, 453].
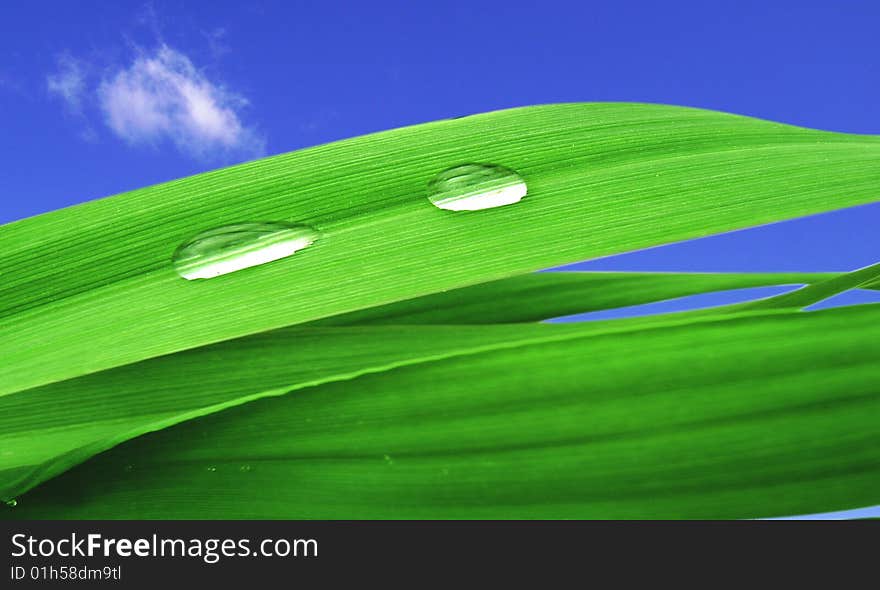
[311, 270, 836, 325]
[6, 304, 878, 519]
[0, 270, 850, 499]
[2, 103, 879, 398]
[740, 262, 880, 311]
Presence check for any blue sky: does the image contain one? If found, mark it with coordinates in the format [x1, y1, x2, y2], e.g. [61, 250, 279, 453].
[2, 1, 880, 227]
[1, 1, 878, 517]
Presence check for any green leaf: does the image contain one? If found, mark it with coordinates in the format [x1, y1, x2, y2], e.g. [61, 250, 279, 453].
[0, 322, 555, 500]
[311, 270, 835, 325]
[0, 270, 846, 500]
[3, 103, 879, 519]
[7, 304, 879, 519]
[741, 262, 880, 311]
[3, 103, 880, 399]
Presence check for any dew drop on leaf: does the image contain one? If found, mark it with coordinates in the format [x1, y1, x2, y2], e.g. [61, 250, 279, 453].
[173, 222, 321, 280]
[207, 466, 217, 472]
[239, 465, 252, 473]
[5, 498, 17, 508]
[427, 164, 527, 211]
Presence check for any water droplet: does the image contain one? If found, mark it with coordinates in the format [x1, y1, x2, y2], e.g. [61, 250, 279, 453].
[124, 464, 134, 472]
[427, 164, 527, 211]
[207, 466, 217, 472]
[239, 465, 252, 473]
[173, 222, 320, 280]
[5, 498, 17, 508]
[383, 454, 394, 465]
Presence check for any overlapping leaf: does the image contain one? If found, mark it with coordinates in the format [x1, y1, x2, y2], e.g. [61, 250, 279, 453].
[2, 103, 879, 397]
[1, 271, 839, 500]
[1, 103, 879, 518]
[8, 304, 879, 519]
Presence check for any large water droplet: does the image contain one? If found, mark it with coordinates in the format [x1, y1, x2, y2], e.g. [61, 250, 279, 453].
[173, 222, 320, 280]
[5, 498, 17, 508]
[427, 164, 527, 211]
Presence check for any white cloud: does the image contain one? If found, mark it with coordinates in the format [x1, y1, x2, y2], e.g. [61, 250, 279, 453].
[47, 54, 87, 112]
[97, 45, 264, 159]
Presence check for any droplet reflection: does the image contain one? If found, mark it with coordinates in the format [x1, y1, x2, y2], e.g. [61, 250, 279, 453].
[427, 163, 527, 211]
[173, 222, 320, 280]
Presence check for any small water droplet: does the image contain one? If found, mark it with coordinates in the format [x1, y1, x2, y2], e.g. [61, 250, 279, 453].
[239, 465, 252, 472]
[173, 222, 320, 280]
[207, 466, 217, 472]
[383, 454, 394, 465]
[427, 164, 527, 211]
[5, 498, 17, 508]
[124, 464, 134, 472]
